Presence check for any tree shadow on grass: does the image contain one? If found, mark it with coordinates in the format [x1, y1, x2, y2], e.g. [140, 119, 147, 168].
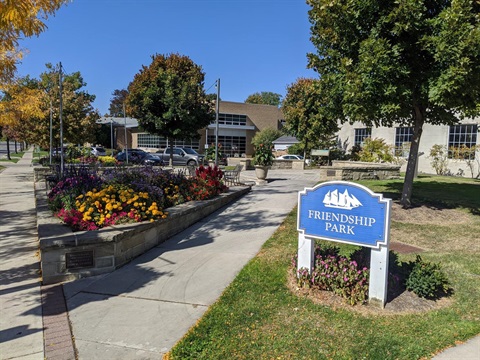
[379, 178, 480, 215]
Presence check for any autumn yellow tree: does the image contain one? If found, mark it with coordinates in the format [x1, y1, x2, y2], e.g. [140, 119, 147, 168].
[0, 78, 46, 159]
[0, 0, 69, 84]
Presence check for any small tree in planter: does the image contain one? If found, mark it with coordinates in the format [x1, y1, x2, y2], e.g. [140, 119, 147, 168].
[253, 143, 274, 181]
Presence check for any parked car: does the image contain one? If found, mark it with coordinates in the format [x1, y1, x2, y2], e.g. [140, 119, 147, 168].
[90, 146, 106, 157]
[156, 147, 204, 166]
[276, 154, 311, 165]
[115, 149, 164, 166]
[51, 147, 67, 157]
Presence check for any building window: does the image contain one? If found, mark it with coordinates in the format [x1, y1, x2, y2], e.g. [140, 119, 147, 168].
[448, 124, 478, 159]
[395, 127, 413, 157]
[354, 128, 371, 146]
[207, 135, 246, 157]
[218, 113, 247, 126]
[137, 133, 200, 150]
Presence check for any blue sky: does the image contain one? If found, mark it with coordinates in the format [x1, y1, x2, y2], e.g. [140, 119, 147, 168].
[17, 0, 317, 115]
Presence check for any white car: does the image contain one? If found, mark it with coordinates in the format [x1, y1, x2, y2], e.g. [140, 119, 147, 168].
[276, 154, 311, 165]
[90, 146, 107, 156]
[277, 154, 303, 160]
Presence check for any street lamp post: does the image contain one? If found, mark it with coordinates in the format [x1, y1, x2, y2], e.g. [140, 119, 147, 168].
[215, 78, 220, 166]
[123, 103, 128, 164]
[110, 118, 114, 154]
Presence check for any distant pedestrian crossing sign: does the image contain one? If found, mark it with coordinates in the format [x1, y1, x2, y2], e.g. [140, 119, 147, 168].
[298, 181, 391, 248]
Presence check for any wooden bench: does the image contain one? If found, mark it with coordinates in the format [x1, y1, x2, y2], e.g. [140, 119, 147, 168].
[223, 164, 243, 186]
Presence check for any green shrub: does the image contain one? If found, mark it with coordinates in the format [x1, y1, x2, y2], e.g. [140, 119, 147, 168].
[429, 144, 450, 175]
[286, 143, 303, 156]
[358, 138, 395, 163]
[293, 244, 369, 305]
[405, 255, 451, 299]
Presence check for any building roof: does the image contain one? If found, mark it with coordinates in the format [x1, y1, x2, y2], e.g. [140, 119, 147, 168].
[97, 116, 139, 128]
[272, 135, 299, 144]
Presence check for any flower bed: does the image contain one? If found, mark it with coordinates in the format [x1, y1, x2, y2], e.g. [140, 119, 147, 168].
[35, 164, 250, 284]
[48, 165, 227, 231]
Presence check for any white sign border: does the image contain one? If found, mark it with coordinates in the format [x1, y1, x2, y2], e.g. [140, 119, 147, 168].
[297, 180, 392, 308]
[297, 181, 391, 250]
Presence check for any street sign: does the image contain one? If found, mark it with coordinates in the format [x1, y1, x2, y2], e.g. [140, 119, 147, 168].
[311, 149, 330, 156]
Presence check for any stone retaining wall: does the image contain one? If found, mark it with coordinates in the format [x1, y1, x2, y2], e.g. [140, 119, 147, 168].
[227, 158, 304, 170]
[35, 180, 250, 284]
[319, 161, 401, 181]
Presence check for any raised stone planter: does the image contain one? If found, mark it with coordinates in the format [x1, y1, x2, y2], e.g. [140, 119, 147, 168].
[35, 180, 250, 284]
[319, 161, 401, 181]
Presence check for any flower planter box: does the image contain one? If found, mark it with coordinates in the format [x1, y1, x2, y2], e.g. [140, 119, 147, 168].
[35, 179, 251, 285]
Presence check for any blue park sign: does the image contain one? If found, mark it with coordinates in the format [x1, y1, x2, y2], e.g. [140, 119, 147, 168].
[298, 181, 391, 249]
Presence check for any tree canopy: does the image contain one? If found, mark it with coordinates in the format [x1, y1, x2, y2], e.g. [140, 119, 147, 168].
[0, 76, 45, 158]
[307, 0, 480, 207]
[1, 65, 99, 149]
[245, 92, 282, 107]
[0, 0, 68, 84]
[251, 127, 283, 149]
[127, 53, 215, 144]
[108, 89, 129, 117]
[282, 78, 339, 156]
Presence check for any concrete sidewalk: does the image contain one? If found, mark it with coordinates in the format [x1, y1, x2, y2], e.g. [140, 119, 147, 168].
[0, 148, 44, 359]
[0, 153, 478, 359]
[62, 169, 321, 358]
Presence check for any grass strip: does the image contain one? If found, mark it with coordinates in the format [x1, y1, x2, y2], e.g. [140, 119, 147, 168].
[168, 175, 480, 360]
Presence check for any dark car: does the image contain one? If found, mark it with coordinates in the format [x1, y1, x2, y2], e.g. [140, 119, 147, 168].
[142, 153, 164, 166]
[115, 149, 163, 166]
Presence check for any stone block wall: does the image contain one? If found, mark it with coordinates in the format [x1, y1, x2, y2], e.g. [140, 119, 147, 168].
[36, 180, 251, 284]
[320, 161, 401, 181]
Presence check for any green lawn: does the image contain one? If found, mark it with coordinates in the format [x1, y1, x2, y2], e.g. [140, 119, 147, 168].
[0, 151, 25, 163]
[167, 175, 480, 360]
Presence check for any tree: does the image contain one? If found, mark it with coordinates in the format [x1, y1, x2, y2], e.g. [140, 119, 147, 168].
[0, 0, 68, 84]
[108, 89, 129, 117]
[245, 92, 282, 107]
[282, 78, 339, 159]
[251, 127, 283, 149]
[20, 64, 99, 149]
[307, 0, 480, 207]
[127, 53, 215, 163]
[0, 77, 46, 159]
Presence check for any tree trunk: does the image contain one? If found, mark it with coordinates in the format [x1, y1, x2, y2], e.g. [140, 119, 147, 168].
[169, 140, 174, 167]
[400, 105, 425, 208]
[6, 137, 11, 160]
[303, 138, 309, 167]
[14, 140, 17, 153]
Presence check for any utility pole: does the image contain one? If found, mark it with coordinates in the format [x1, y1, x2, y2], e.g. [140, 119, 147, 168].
[215, 78, 220, 166]
[59, 62, 64, 176]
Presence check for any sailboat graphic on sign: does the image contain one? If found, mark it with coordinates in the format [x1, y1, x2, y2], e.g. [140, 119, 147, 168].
[323, 189, 362, 210]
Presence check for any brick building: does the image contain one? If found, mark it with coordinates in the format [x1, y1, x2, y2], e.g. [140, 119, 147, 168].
[99, 101, 284, 157]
